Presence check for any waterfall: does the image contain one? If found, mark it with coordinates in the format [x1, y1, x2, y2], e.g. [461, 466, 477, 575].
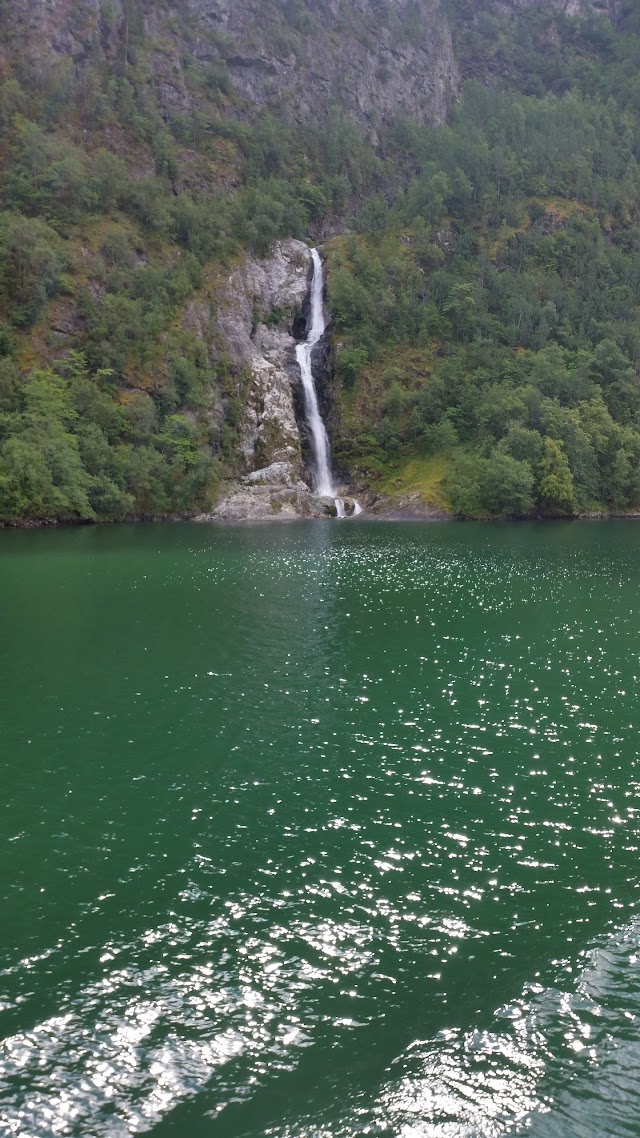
[296, 248, 360, 517]
[295, 248, 334, 498]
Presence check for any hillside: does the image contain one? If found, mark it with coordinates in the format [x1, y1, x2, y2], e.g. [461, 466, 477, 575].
[0, 0, 639, 521]
[327, 1, 640, 517]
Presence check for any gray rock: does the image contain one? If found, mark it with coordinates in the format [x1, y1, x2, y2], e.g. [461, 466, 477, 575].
[340, 497, 361, 518]
[201, 0, 458, 134]
[243, 461, 307, 489]
[199, 482, 328, 520]
[499, 0, 620, 14]
[215, 239, 311, 472]
[1, 0, 460, 133]
[316, 495, 338, 517]
[0, 0, 124, 68]
[369, 493, 451, 520]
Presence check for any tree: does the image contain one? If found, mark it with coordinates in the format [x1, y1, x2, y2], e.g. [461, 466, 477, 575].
[446, 451, 534, 517]
[89, 149, 128, 210]
[479, 452, 534, 517]
[358, 194, 389, 238]
[445, 453, 485, 517]
[0, 368, 94, 521]
[475, 385, 528, 440]
[0, 437, 57, 520]
[442, 282, 476, 339]
[0, 213, 65, 325]
[119, 445, 171, 515]
[537, 438, 575, 514]
[606, 447, 632, 508]
[122, 391, 158, 442]
[498, 425, 544, 467]
[336, 346, 369, 388]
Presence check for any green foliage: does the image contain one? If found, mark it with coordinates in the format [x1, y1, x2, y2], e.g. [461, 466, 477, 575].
[0, 368, 94, 521]
[336, 346, 369, 389]
[2, 0, 640, 522]
[0, 212, 66, 325]
[419, 417, 459, 456]
[324, 7, 640, 517]
[0, 355, 218, 523]
[446, 451, 534, 518]
[538, 438, 575, 514]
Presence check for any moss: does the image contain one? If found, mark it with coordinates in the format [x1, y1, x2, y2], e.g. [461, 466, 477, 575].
[374, 454, 452, 510]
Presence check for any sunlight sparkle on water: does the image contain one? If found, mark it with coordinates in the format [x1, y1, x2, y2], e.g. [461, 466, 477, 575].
[1, 522, 640, 1136]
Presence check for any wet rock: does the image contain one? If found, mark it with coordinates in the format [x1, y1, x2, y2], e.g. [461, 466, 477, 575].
[340, 497, 361, 517]
[215, 239, 312, 472]
[316, 496, 338, 517]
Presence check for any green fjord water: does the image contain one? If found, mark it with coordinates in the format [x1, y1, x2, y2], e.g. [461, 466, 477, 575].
[1, 521, 640, 1138]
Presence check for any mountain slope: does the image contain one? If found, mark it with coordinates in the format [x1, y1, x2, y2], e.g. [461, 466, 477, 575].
[0, 0, 639, 521]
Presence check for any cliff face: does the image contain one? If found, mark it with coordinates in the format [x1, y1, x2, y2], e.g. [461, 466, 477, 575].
[499, 0, 621, 17]
[0, 0, 123, 68]
[450, 0, 623, 30]
[0, 0, 465, 522]
[1, 0, 460, 132]
[2, 0, 620, 142]
[186, 240, 342, 520]
[179, 0, 459, 131]
[211, 238, 310, 474]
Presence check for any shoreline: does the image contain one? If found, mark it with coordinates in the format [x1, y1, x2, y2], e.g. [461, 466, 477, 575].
[3, 509, 640, 531]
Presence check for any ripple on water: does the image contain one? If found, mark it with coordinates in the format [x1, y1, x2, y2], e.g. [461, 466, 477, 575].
[1, 523, 640, 1136]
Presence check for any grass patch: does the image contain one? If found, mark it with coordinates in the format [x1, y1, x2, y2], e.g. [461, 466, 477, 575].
[375, 453, 452, 510]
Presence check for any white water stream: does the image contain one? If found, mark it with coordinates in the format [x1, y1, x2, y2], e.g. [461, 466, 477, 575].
[296, 248, 361, 517]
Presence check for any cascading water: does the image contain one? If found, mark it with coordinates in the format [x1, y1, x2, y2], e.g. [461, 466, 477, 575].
[296, 248, 360, 518]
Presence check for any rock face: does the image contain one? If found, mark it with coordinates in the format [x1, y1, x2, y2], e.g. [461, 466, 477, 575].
[183, 0, 459, 132]
[216, 239, 311, 473]
[199, 240, 366, 520]
[0, 0, 460, 134]
[546, 0, 620, 13]
[0, 0, 124, 68]
[198, 239, 340, 519]
[2, 0, 617, 108]
[1, 0, 617, 153]
[202, 461, 334, 520]
[0, 0, 620, 525]
[490, 0, 621, 20]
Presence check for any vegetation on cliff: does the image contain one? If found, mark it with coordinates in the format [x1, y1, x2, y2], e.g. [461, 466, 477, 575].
[327, 4, 640, 516]
[0, 0, 381, 521]
[1, 0, 640, 520]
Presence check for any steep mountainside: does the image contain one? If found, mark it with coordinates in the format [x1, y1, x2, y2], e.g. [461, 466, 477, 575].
[0, 0, 639, 522]
[0, 0, 461, 524]
[2, 0, 459, 130]
[481, 0, 620, 15]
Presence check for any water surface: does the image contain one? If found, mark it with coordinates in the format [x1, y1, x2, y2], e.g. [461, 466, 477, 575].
[1, 521, 640, 1137]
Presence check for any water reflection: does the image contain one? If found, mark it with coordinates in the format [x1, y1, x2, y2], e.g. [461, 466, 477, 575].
[1, 522, 640, 1136]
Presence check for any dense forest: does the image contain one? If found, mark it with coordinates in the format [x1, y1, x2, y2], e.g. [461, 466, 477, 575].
[328, 2, 640, 516]
[1, 0, 640, 520]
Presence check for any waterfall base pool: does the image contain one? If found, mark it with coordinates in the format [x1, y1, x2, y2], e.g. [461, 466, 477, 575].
[1, 520, 640, 1137]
